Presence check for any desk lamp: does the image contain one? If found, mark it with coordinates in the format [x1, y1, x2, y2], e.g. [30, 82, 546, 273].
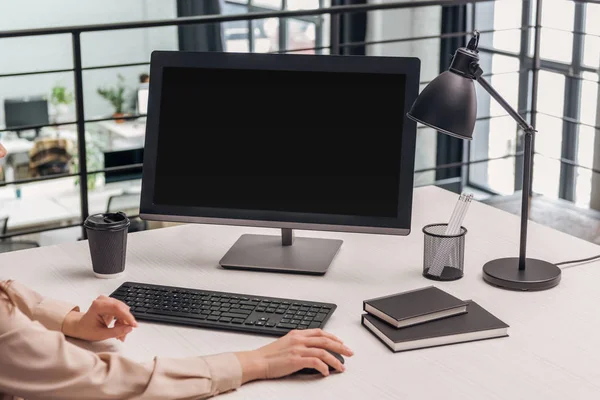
[407, 31, 561, 291]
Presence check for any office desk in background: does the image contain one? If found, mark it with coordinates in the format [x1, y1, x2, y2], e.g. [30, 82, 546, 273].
[1, 186, 600, 399]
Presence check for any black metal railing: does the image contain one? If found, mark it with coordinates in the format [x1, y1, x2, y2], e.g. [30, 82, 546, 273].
[0, 0, 598, 240]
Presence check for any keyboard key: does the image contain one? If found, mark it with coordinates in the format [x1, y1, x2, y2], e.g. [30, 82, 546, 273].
[314, 313, 327, 322]
[232, 318, 245, 324]
[299, 320, 310, 326]
[245, 320, 255, 325]
[281, 318, 290, 323]
[207, 316, 220, 321]
[266, 322, 276, 327]
[256, 307, 266, 312]
[275, 310, 285, 314]
[266, 308, 276, 313]
[256, 321, 265, 326]
[241, 305, 255, 310]
[277, 323, 298, 329]
[291, 319, 301, 324]
[308, 322, 321, 329]
[221, 312, 251, 320]
[219, 317, 232, 323]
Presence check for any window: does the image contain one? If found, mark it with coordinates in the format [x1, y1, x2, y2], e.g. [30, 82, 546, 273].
[469, 1, 600, 208]
[223, 0, 327, 54]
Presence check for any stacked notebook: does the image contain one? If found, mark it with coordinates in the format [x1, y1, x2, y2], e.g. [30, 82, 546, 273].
[361, 286, 509, 352]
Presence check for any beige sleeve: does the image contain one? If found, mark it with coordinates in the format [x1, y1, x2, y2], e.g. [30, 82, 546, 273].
[0, 286, 243, 400]
[5, 280, 79, 332]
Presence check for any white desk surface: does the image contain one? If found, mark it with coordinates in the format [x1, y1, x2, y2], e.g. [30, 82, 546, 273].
[2, 185, 600, 399]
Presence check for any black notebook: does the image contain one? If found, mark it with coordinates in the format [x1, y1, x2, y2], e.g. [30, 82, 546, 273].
[362, 300, 509, 352]
[363, 286, 467, 328]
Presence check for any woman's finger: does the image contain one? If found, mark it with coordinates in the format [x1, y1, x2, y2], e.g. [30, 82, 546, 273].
[297, 328, 344, 344]
[299, 347, 345, 372]
[297, 357, 330, 376]
[92, 296, 138, 327]
[97, 323, 134, 341]
[301, 336, 353, 357]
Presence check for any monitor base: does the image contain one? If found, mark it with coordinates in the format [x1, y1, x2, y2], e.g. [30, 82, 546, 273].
[219, 231, 342, 275]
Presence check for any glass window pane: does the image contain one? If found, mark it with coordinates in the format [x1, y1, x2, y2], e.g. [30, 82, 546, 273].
[583, 34, 600, 68]
[491, 54, 520, 74]
[253, 18, 279, 53]
[537, 71, 565, 117]
[532, 155, 560, 198]
[580, 80, 598, 127]
[223, 4, 250, 53]
[541, 0, 574, 30]
[491, 0, 522, 53]
[254, 0, 282, 8]
[577, 126, 595, 169]
[287, 0, 320, 10]
[575, 167, 593, 207]
[534, 114, 563, 159]
[287, 19, 316, 53]
[540, 28, 573, 63]
[469, 115, 516, 194]
[488, 72, 520, 117]
[585, 3, 600, 36]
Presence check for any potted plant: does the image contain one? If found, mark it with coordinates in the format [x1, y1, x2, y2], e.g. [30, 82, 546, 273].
[50, 84, 74, 124]
[97, 74, 127, 123]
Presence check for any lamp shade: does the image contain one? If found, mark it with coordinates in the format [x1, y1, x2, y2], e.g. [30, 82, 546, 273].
[407, 70, 478, 140]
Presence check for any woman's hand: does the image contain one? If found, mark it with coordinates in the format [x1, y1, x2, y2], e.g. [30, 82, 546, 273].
[235, 328, 353, 382]
[0, 142, 7, 158]
[62, 295, 138, 342]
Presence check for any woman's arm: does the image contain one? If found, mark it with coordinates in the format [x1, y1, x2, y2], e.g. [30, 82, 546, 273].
[4, 280, 80, 332]
[0, 292, 242, 400]
[3, 280, 136, 342]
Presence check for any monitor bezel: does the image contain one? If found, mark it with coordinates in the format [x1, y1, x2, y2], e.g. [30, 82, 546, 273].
[140, 51, 420, 235]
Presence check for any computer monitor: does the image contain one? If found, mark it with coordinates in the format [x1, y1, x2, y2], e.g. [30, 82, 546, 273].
[140, 51, 420, 275]
[4, 96, 49, 137]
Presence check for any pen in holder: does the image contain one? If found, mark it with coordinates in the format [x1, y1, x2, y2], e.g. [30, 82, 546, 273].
[422, 223, 467, 281]
[422, 193, 472, 281]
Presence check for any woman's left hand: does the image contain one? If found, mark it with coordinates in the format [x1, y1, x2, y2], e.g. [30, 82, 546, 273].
[62, 295, 138, 342]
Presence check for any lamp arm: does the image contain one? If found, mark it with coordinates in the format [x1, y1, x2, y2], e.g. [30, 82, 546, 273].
[473, 66, 533, 271]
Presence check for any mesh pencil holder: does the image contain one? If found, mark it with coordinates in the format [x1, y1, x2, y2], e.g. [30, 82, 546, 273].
[422, 223, 467, 281]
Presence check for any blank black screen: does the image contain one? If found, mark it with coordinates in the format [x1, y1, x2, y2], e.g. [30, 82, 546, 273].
[154, 66, 406, 218]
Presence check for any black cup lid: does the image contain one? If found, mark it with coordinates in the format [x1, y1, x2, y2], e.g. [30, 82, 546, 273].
[84, 212, 130, 230]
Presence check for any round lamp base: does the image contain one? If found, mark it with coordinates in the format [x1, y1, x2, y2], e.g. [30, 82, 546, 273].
[482, 258, 561, 291]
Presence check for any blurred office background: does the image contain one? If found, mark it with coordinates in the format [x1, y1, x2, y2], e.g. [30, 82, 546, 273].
[0, 0, 599, 251]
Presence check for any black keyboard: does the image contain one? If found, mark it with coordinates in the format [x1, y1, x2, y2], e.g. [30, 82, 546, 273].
[109, 281, 337, 336]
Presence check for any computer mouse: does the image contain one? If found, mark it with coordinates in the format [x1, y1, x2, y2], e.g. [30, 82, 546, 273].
[295, 350, 345, 375]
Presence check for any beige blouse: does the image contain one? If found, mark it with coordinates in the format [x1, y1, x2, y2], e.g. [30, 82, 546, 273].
[0, 280, 242, 400]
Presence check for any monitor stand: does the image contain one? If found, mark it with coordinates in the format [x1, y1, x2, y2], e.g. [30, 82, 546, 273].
[219, 228, 343, 275]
